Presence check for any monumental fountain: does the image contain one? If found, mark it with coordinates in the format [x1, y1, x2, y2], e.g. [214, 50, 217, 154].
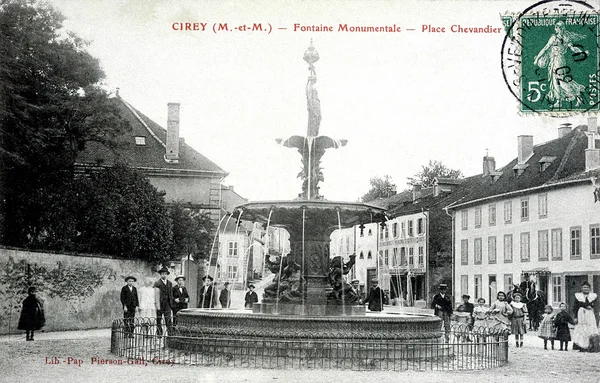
[173, 41, 442, 346]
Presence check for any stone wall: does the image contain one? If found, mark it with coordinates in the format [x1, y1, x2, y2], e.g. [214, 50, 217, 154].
[0, 247, 155, 334]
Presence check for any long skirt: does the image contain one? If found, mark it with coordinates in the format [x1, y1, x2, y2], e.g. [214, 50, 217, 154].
[572, 308, 599, 349]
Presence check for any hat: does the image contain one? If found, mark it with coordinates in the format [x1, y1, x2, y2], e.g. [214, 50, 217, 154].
[371, 279, 379, 283]
[175, 275, 185, 281]
[439, 284, 448, 289]
[223, 282, 230, 286]
[202, 275, 214, 281]
[125, 276, 137, 282]
[462, 294, 470, 299]
[581, 281, 591, 287]
[248, 284, 255, 289]
[157, 266, 170, 275]
[351, 279, 360, 284]
[513, 292, 523, 297]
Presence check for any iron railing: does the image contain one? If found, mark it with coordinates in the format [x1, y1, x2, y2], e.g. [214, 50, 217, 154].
[110, 317, 509, 371]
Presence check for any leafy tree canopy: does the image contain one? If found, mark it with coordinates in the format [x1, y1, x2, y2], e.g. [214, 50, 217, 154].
[406, 160, 463, 188]
[169, 203, 214, 261]
[361, 175, 397, 202]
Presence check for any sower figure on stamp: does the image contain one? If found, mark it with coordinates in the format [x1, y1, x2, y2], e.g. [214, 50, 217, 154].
[171, 275, 189, 324]
[120, 276, 139, 338]
[153, 267, 173, 337]
[431, 284, 453, 341]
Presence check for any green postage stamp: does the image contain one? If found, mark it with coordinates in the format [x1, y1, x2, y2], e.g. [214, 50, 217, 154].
[503, 5, 600, 115]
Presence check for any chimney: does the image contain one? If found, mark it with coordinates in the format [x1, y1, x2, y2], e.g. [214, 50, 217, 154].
[517, 135, 533, 164]
[558, 123, 572, 138]
[412, 184, 422, 201]
[483, 152, 496, 176]
[165, 103, 180, 163]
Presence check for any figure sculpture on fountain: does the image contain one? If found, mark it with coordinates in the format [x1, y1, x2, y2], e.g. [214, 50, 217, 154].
[263, 253, 305, 302]
[327, 254, 361, 305]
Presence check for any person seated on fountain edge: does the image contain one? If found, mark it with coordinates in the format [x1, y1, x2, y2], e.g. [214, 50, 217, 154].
[363, 279, 385, 312]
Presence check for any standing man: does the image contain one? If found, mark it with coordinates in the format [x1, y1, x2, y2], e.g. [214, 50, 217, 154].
[431, 283, 453, 341]
[219, 282, 231, 309]
[171, 275, 189, 323]
[153, 266, 173, 337]
[349, 279, 363, 304]
[363, 279, 384, 312]
[198, 275, 217, 308]
[120, 276, 139, 338]
[244, 284, 259, 308]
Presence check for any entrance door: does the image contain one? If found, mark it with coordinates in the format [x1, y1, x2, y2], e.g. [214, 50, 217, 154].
[566, 275, 589, 312]
[489, 275, 497, 305]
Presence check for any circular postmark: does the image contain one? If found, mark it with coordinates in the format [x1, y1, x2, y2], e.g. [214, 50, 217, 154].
[501, 0, 600, 115]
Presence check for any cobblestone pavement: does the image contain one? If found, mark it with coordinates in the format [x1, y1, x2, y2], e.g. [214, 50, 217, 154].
[1, 330, 599, 383]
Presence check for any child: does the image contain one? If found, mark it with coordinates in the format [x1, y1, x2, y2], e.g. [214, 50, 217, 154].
[510, 292, 528, 347]
[473, 298, 488, 328]
[553, 302, 576, 351]
[538, 304, 557, 350]
[17, 286, 45, 341]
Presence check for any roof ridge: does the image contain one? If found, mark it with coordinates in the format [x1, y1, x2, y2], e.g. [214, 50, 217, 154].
[548, 130, 583, 183]
[118, 96, 166, 149]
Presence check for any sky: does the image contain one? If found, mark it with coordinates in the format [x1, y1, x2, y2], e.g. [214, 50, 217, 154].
[46, 0, 593, 202]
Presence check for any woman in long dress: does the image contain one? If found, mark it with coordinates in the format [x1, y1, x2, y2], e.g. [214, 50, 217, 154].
[17, 286, 45, 341]
[488, 291, 513, 331]
[533, 21, 588, 107]
[572, 281, 599, 351]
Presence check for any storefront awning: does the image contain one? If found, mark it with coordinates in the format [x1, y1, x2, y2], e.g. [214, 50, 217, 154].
[522, 267, 551, 276]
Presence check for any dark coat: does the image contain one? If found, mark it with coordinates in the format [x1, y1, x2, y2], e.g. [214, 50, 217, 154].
[364, 286, 384, 311]
[245, 291, 259, 308]
[554, 311, 576, 342]
[18, 294, 45, 331]
[431, 293, 453, 316]
[219, 288, 231, 308]
[172, 285, 190, 312]
[198, 285, 217, 308]
[153, 278, 173, 311]
[120, 285, 139, 311]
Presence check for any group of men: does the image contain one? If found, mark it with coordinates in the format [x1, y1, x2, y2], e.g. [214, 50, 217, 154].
[119, 266, 233, 338]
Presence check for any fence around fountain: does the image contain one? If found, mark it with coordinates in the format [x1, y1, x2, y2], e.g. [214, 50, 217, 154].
[111, 317, 509, 371]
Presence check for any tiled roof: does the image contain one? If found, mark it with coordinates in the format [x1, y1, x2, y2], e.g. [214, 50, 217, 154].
[448, 126, 598, 209]
[388, 179, 474, 217]
[368, 190, 414, 209]
[76, 97, 227, 175]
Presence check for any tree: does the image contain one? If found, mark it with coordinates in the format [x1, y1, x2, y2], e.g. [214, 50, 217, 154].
[0, 0, 128, 246]
[169, 203, 214, 260]
[406, 160, 463, 188]
[361, 175, 397, 202]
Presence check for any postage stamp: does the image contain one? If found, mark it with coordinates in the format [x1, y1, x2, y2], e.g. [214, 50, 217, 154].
[501, 0, 600, 115]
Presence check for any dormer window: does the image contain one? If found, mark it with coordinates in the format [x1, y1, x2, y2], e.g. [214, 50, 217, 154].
[512, 163, 529, 177]
[135, 136, 146, 146]
[490, 171, 503, 184]
[539, 156, 557, 172]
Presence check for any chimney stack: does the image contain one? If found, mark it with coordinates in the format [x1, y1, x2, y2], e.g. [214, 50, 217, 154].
[165, 103, 180, 163]
[412, 184, 422, 201]
[517, 135, 533, 164]
[483, 153, 496, 176]
[558, 123, 572, 138]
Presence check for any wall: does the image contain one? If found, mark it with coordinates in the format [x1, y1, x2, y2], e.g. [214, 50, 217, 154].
[148, 175, 213, 206]
[0, 248, 156, 334]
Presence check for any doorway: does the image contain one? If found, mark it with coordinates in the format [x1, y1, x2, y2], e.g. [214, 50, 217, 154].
[566, 275, 589, 312]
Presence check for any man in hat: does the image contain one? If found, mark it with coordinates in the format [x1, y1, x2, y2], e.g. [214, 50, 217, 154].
[120, 276, 139, 338]
[198, 275, 217, 308]
[219, 282, 231, 309]
[153, 267, 173, 336]
[244, 284, 259, 308]
[363, 278, 384, 311]
[349, 279, 363, 305]
[431, 283, 453, 341]
[171, 275, 189, 322]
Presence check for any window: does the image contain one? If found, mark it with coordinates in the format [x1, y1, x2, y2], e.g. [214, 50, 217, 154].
[367, 251, 372, 259]
[408, 247, 414, 266]
[461, 210, 468, 230]
[474, 274, 482, 300]
[408, 220, 414, 236]
[384, 225, 389, 240]
[417, 218, 424, 235]
[551, 228, 563, 260]
[384, 249, 389, 266]
[134, 136, 146, 145]
[504, 274, 513, 292]
[520, 198, 529, 221]
[591, 224, 600, 259]
[392, 248, 398, 266]
[538, 194, 548, 218]
[504, 234, 513, 263]
[401, 222, 406, 238]
[570, 227, 581, 259]
[392, 223, 398, 238]
[520, 232, 530, 262]
[552, 275, 563, 305]
[504, 201, 512, 224]
[461, 239, 469, 265]
[461, 275, 469, 298]
[489, 204, 496, 226]
[368, 229, 372, 236]
[359, 251, 364, 260]
[538, 230, 549, 261]
[400, 247, 406, 265]
[227, 242, 238, 257]
[227, 265, 238, 279]
[474, 238, 482, 264]
[418, 246, 424, 266]
[475, 207, 482, 228]
[380, 226, 384, 240]
[488, 236, 497, 264]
